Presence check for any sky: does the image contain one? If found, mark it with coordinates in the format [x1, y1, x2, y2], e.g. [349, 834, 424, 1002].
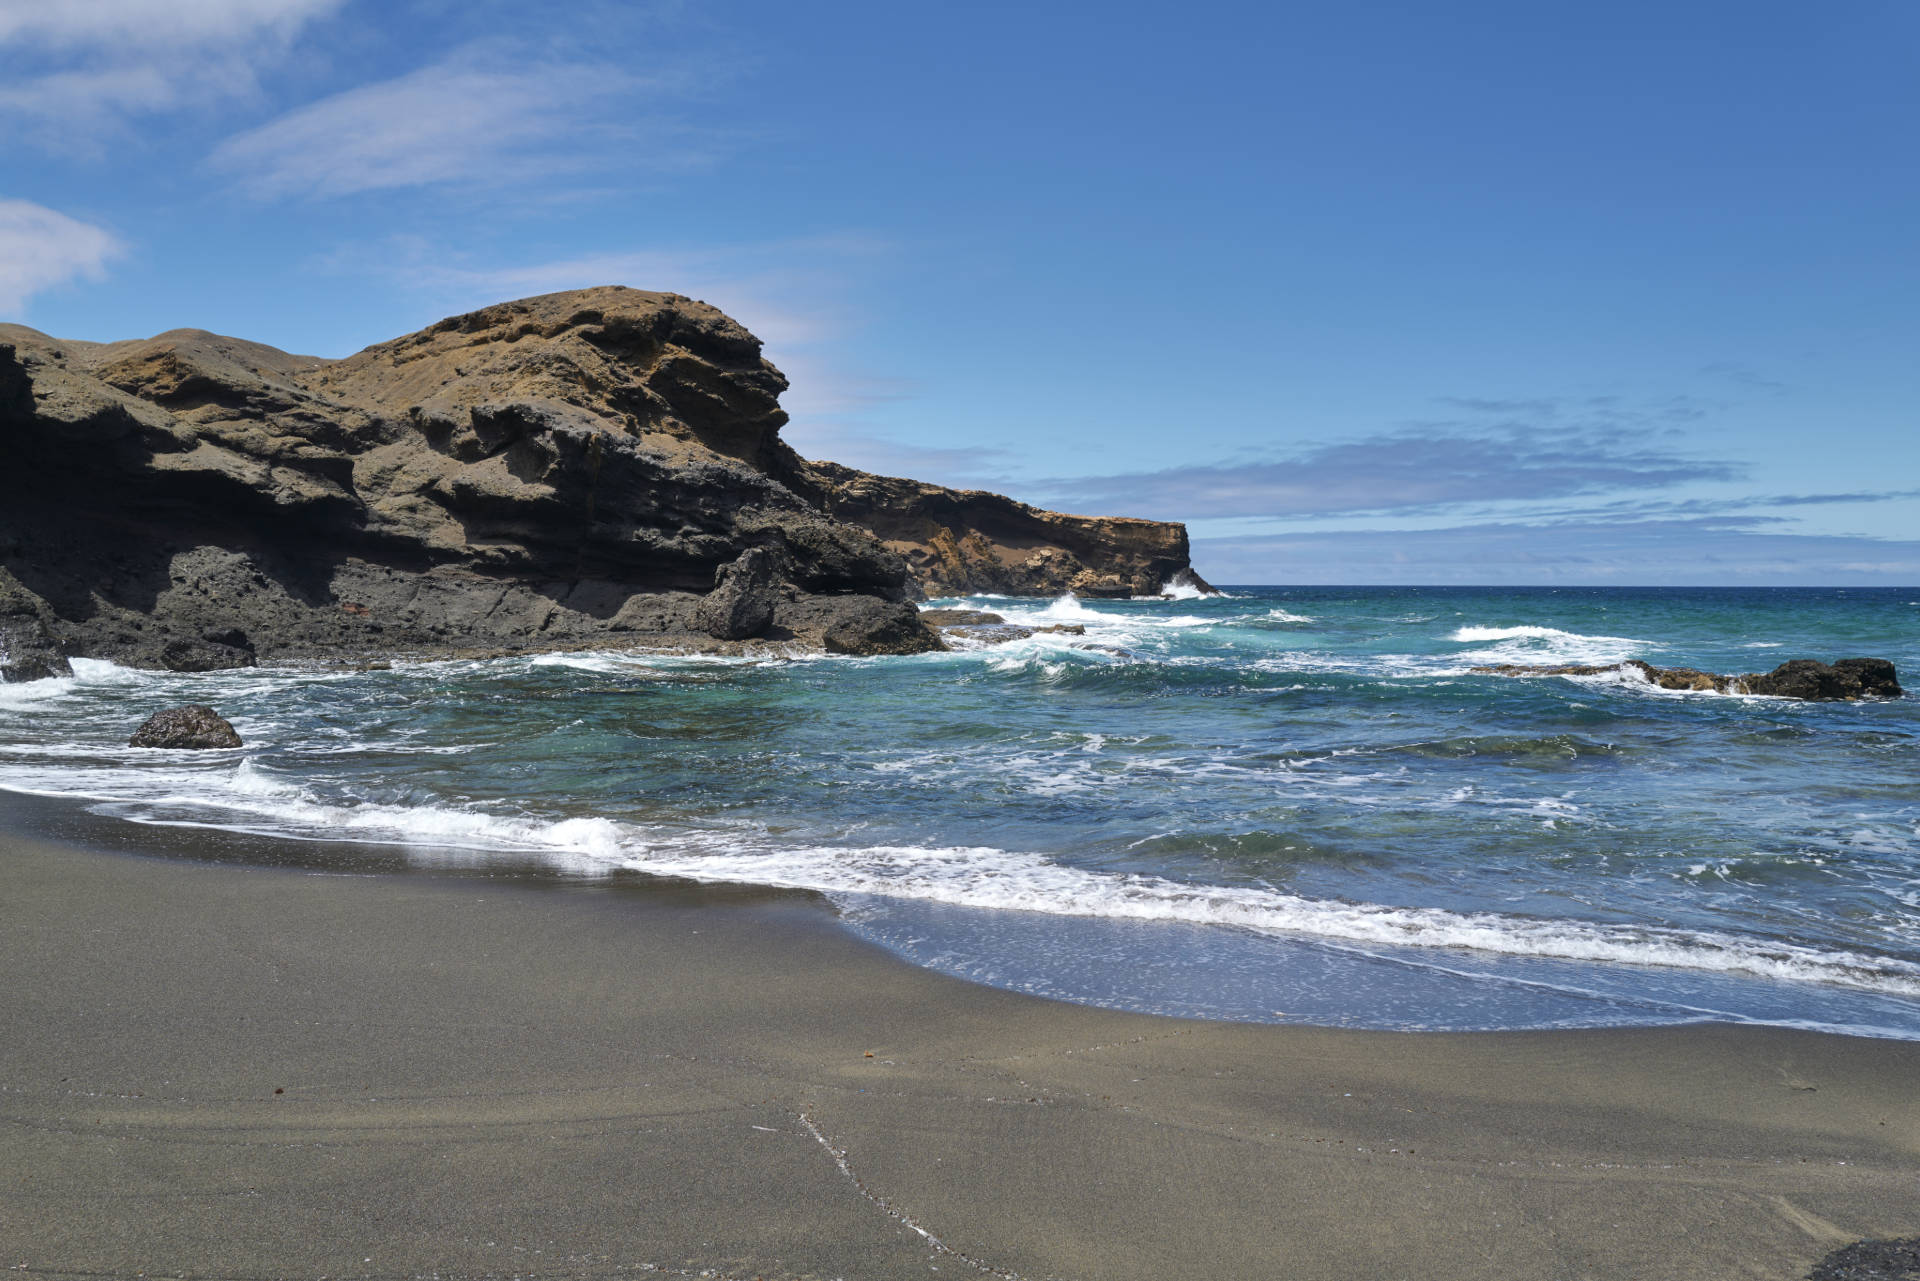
[2, 0, 1915, 585]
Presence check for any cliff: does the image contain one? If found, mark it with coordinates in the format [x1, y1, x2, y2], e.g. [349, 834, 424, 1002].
[0, 287, 1207, 678]
[798, 461, 1210, 599]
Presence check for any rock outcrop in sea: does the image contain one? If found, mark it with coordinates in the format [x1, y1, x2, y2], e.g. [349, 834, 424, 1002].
[1473, 657, 1903, 700]
[0, 287, 1206, 676]
[128, 705, 243, 749]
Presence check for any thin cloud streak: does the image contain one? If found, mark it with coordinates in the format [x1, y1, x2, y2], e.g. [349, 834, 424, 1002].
[0, 199, 122, 316]
[209, 45, 719, 200]
[1044, 428, 1740, 521]
[1193, 519, 1920, 586]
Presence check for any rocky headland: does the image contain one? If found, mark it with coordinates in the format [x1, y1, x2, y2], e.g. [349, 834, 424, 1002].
[800, 461, 1211, 599]
[0, 287, 1209, 680]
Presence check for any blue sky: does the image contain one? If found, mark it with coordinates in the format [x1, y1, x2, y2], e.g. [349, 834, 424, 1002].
[3, 0, 1915, 584]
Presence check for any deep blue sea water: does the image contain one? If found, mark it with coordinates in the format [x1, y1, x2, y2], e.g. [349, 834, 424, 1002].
[3, 586, 1917, 1037]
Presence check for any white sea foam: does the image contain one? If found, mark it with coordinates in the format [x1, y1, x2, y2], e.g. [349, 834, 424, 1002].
[581, 841, 1920, 997]
[1448, 623, 1650, 667]
[0, 672, 78, 705]
[11, 763, 1915, 1000]
[1451, 625, 1585, 643]
[1266, 609, 1315, 624]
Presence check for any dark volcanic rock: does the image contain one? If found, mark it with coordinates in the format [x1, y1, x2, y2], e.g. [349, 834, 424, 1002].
[0, 615, 70, 682]
[817, 597, 946, 656]
[695, 546, 783, 641]
[160, 638, 258, 672]
[0, 569, 71, 682]
[0, 289, 1208, 668]
[919, 609, 1006, 627]
[1473, 657, 1902, 700]
[1807, 1236, 1920, 1280]
[799, 459, 1212, 598]
[129, 705, 243, 749]
[1747, 657, 1902, 700]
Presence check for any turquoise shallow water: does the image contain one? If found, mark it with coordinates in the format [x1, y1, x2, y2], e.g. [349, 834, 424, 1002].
[2, 585, 1917, 1037]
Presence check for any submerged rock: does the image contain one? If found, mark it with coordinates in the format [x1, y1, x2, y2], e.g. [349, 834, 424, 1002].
[918, 609, 1090, 647]
[919, 609, 1006, 627]
[129, 705, 243, 749]
[1473, 657, 1903, 701]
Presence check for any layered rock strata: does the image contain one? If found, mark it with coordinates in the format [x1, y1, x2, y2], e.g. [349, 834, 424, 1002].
[1473, 657, 1902, 700]
[0, 287, 1205, 676]
[801, 460, 1212, 598]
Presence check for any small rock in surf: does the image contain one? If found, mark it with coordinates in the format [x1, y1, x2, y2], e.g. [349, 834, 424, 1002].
[129, 705, 244, 749]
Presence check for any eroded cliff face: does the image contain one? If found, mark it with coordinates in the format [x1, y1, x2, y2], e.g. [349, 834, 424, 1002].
[0, 286, 1207, 676]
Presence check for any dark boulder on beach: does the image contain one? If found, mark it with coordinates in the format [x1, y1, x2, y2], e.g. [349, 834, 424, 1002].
[1807, 1236, 1920, 1281]
[0, 289, 1205, 668]
[1472, 656, 1902, 701]
[129, 705, 243, 749]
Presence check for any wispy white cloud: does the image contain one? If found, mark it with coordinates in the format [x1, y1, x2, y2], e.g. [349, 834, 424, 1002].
[0, 199, 122, 317]
[0, 0, 342, 143]
[208, 44, 718, 200]
[1042, 425, 1739, 522]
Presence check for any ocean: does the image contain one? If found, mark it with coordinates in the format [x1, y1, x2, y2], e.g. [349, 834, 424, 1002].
[3, 585, 1917, 1039]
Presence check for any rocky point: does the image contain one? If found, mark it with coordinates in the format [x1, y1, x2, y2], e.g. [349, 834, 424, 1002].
[0, 287, 1209, 677]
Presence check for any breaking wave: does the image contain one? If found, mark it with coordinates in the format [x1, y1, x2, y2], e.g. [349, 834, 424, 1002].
[7, 758, 1916, 1002]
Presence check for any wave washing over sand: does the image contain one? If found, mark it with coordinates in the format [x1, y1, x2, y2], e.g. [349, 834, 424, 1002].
[2, 586, 1917, 1035]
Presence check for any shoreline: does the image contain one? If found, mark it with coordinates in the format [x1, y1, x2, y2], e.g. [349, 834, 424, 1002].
[3, 792, 1916, 1279]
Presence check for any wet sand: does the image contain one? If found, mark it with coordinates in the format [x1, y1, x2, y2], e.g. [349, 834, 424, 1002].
[2, 796, 1915, 1280]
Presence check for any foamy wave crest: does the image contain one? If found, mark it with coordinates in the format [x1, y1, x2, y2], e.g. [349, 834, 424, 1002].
[1453, 625, 1603, 643]
[73, 768, 1920, 999]
[1449, 623, 1649, 667]
[1267, 609, 1315, 624]
[615, 842, 1920, 998]
[152, 760, 638, 860]
[990, 594, 1211, 631]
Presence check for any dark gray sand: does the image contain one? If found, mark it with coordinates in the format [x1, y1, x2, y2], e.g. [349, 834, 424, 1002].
[2, 798, 1915, 1280]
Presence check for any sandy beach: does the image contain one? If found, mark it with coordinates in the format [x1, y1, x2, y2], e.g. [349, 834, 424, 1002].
[2, 793, 1914, 1281]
